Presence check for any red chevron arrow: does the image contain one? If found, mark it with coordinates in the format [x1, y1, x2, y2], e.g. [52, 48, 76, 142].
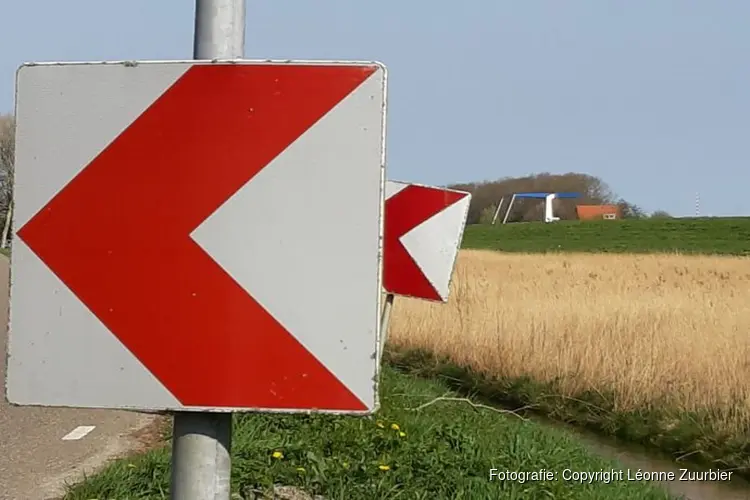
[384, 185, 467, 301]
[16, 64, 376, 410]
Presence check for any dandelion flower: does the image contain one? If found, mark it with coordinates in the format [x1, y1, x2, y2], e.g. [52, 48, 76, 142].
[399, 431, 406, 437]
[390, 423, 400, 431]
[272, 451, 284, 459]
[379, 464, 390, 471]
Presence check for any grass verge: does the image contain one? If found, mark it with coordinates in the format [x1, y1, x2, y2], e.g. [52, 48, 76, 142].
[462, 217, 750, 255]
[64, 367, 671, 500]
[387, 349, 750, 482]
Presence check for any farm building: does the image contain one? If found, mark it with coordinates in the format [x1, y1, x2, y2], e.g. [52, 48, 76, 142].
[576, 204, 621, 220]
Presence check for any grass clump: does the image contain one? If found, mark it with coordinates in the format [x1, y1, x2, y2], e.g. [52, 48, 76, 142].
[64, 367, 671, 499]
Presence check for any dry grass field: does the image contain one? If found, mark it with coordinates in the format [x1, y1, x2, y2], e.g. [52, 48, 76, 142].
[389, 249, 750, 433]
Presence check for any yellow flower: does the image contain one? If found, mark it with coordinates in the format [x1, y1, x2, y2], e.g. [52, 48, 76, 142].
[399, 431, 406, 437]
[296, 467, 306, 473]
[376, 421, 385, 428]
[379, 464, 390, 471]
[390, 423, 400, 431]
[272, 451, 284, 459]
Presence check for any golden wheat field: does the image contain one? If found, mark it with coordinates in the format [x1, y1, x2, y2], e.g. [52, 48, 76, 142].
[389, 249, 750, 430]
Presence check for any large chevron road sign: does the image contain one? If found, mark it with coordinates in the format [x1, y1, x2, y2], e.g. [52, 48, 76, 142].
[7, 60, 387, 414]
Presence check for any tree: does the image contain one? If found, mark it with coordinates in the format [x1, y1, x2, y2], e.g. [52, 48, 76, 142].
[616, 198, 646, 219]
[478, 204, 498, 225]
[448, 172, 631, 224]
[650, 210, 672, 219]
[0, 114, 15, 249]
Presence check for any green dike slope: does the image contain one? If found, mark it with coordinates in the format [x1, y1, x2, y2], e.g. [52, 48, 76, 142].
[65, 367, 670, 500]
[462, 217, 750, 255]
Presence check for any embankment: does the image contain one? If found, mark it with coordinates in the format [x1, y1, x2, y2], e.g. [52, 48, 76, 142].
[462, 217, 750, 255]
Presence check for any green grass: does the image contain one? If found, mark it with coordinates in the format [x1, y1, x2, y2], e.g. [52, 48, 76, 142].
[387, 349, 750, 483]
[65, 367, 672, 500]
[462, 217, 750, 255]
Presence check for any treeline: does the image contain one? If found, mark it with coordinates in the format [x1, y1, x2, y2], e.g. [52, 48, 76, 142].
[0, 113, 668, 233]
[0, 114, 13, 247]
[448, 172, 661, 225]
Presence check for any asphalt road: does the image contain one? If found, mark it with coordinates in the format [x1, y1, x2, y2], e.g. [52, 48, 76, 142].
[0, 255, 159, 500]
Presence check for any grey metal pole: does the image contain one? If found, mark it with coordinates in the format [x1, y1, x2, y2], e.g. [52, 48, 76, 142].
[170, 2, 246, 499]
[170, 412, 233, 499]
[378, 293, 395, 365]
[193, 0, 246, 60]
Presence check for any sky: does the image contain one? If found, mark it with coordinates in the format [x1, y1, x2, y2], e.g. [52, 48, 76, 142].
[1, 1, 748, 217]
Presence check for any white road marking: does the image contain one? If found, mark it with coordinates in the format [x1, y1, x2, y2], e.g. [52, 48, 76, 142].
[61, 425, 96, 441]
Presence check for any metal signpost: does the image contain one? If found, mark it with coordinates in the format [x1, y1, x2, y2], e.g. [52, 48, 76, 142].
[174, 2, 247, 497]
[7, 2, 386, 500]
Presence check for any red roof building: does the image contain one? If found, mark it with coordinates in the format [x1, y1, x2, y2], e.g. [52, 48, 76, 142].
[576, 204, 621, 220]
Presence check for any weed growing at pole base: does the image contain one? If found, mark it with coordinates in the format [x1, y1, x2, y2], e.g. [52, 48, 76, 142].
[388, 249, 750, 479]
[64, 368, 671, 499]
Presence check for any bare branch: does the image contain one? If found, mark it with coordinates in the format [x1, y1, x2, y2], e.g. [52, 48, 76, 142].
[407, 396, 533, 421]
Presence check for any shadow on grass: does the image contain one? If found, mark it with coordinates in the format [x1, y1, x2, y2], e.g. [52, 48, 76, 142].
[386, 348, 750, 482]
